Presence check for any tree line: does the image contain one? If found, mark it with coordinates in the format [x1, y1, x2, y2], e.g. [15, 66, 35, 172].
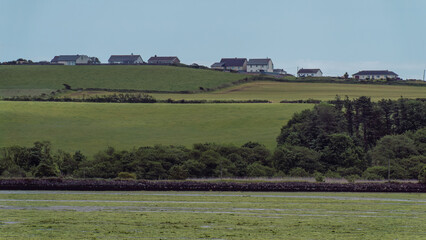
[0, 97, 425, 182]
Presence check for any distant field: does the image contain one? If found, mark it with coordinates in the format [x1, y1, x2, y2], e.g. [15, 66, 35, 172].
[149, 81, 426, 102]
[0, 191, 424, 239]
[0, 65, 245, 92]
[62, 81, 426, 103]
[0, 102, 311, 155]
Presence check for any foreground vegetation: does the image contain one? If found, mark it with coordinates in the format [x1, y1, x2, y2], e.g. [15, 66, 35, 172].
[1, 98, 425, 182]
[0, 65, 246, 92]
[0, 191, 424, 239]
[0, 102, 310, 154]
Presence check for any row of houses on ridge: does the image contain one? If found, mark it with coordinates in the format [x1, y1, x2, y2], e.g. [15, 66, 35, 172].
[50, 54, 181, 65]
[47, 54, 399, 80]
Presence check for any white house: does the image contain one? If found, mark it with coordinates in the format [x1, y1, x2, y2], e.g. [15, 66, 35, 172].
[297, 68, 323, 77]
[51, 55, 90, 65]
[108, 54, 143, 64]
[213, 58, 247, 71]
[352, 70, 398, 80]
[247, 58, 274, 73]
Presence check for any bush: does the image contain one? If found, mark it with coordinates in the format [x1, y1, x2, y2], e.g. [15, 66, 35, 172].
[117, 172, 137, 179]
[345, 174, 360, 183]
[168, 165, 188, 180]
[362, 166, 387, 180]
[337, 167, 363, 177]
[324, 170, 341, 179]
[34, 162, 60, 178]
[247, 162, 275, 177]
[418, 166, 426, 184]
[314, 172, 324, 182]
[289, 167, 310, 177]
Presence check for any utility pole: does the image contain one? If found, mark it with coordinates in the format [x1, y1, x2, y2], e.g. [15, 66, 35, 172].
[423, 69, 425, 81]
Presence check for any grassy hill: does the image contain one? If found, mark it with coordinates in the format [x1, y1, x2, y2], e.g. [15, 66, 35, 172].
[0, 101, 312, 155]
[0, 65, 245, 92]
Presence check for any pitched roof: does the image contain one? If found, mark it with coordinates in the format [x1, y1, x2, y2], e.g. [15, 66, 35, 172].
[108, 55, 142, 62]
[247, 58, 271, 65]
[51, 55, 85, 62]
[353, 70, 398, 76]
[148, 56, 178, 61]
[211, 62, 225, 68]
[220, 58, 247, 67]
[297, 68, 321, 74]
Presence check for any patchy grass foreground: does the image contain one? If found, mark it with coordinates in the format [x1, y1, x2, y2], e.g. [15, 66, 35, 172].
[0, 191, 424, 239]
[0, 101, 311, 155]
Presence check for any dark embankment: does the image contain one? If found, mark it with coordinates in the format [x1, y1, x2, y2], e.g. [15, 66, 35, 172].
[0, 179, 424, 192]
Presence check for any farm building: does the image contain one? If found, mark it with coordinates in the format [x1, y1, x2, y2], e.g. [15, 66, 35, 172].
[212, 58, 247, 71]
[108, 54, 143, 64]
[297, 68, 323, 77]
[210, 62, 225, 70]
[273, 69, 287, 75]
[247, 58, 274, 73]
[148, 55, 180, 65]
[352, 70, 398, 80]
[51, 55, 90, 65]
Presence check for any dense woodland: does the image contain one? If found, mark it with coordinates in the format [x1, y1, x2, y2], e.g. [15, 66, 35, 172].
[1, 97, 425, 182]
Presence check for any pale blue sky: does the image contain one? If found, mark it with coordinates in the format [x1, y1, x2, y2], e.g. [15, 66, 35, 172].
[1, 0, 425, 79]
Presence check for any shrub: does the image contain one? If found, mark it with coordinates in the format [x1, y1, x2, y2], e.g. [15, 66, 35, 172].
[324, 170, 341, 179]
[34, 162, 60, 178]
[288, 167, 310, 177]
[345, 174, 360, 183]
[314, 172, 324, 182]
[418, 166, 426, 184]
[117, 172, 137, 179]
[247, 162, 275, 177]
[168, 165, 188, 180]
[362, 166, 387, 180]
[362, 172, 384, 180]
[337, 167, 362, 177]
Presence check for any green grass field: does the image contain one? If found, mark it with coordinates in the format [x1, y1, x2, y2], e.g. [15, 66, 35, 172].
[62, 81, 426, 103]
[0, 101, 311, 155]
[0, 65, 245, 92]
[0, 191, 424, 239]
[148, 81, 426, 102]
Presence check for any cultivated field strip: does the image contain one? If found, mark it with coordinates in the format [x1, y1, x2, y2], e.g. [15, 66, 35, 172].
[0, 191, 425, 239]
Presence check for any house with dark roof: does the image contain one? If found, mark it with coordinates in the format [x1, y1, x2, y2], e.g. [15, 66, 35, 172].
[297, 68, 323, 77]
[51, 55, 90, 65]
[108, 54, 143, 64]
[352, 70, 398, 80]
[247, 58, 274, 73]
[214, 58, 247, 71]
[148, 55, 180, 65]
[210, 62, 226, 70]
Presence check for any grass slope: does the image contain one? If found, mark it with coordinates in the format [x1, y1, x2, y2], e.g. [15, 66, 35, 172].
[148, 81, 426, 102]
[0, 191, 424, 239]
[62, 81, 426, 103]
[0, 65, 245, 92]
[0, 101, 311, 155]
